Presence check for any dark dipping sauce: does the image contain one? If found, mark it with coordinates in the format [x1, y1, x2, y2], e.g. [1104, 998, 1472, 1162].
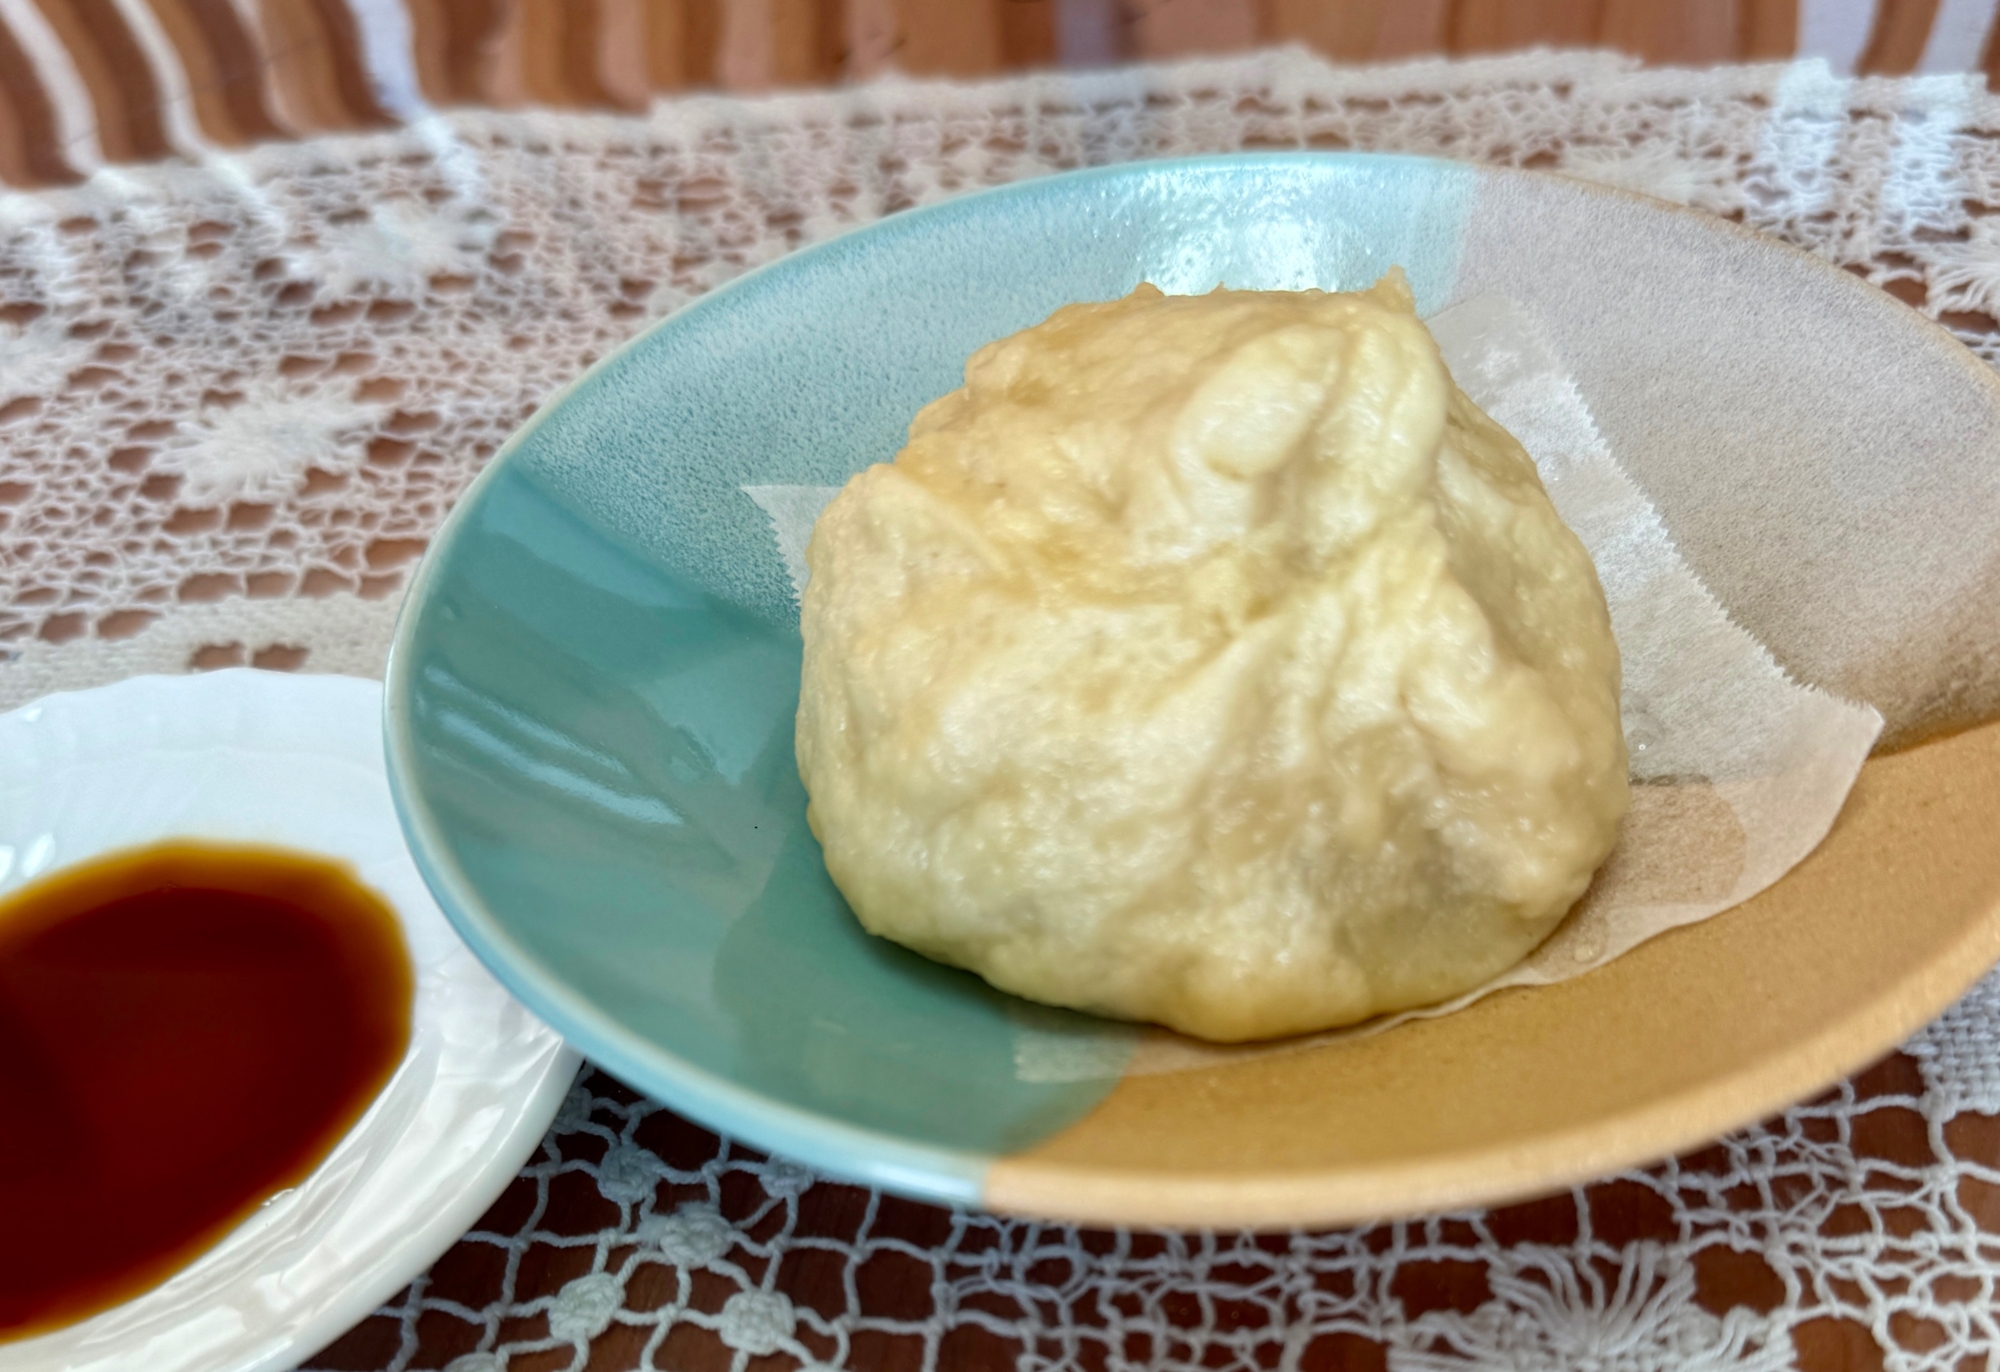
[0, 841, 414, 1339]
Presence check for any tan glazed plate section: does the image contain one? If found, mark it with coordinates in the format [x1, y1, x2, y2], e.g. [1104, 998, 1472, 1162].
[992, 170, 2000, 1226]
[989, 719, 2000, 1225]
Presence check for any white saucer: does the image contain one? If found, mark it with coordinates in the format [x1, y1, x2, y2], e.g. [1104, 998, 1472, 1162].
[0, 670, 579, 1372]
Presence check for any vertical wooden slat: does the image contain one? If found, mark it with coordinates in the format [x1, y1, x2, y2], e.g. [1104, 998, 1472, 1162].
[559, 0, 612, 102]
[1450, 0, 1606, 53]
[0, 8, 80, 182]
[1370, 0, 1451, 56]
[480, 0, 527, 102]
[306, 0, 393, 123]
[998, 0, 1057, 68]
[1602, 0, 1740, 63]
[714, 0, 770, 87]
[112, 0, 215, 150]
[642, 0, 685, 85]
[509, 0, 599, 104]
[767, 0, 837, 84]
[889, 0, 999, 75]
[1128, 0, 1259, 59]
[256, 0, 345, 126]
[1740, 0, 1799, 57]
[0, 44, 35, 184]
[404, 0, 450, 100]
[814, 0, 844, 79]
[406, 0, 507, 106]
[137, 0, 232, 142]
[0, 0, 103, 170]
[1268, 0, 1451, 61]
[463, 0, 509, 103]
[1278, 0, 1382, 63]
[843, 0, 893, 78]
[1857, 0, 1944, 71]
[772, 0, 807, 83]
[681, 0, 718, 84]
[185, 0, 291, 139]
[142, 0, 287, 144]
[517, 0, 567, 101]
[599, 0, 651, 104]
[258, 0, 386, 128]
[29, 0, 170, 161]
[638, 0, 731, 89]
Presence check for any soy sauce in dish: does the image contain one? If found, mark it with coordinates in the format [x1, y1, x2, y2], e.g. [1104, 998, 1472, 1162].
[0, 841, 413, 1339]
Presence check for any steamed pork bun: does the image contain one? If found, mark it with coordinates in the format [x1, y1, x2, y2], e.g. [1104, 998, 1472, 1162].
[795, 273, 1628, 1042]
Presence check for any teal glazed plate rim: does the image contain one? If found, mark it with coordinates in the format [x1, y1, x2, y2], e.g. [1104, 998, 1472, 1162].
[384, 152, 2000, 1228]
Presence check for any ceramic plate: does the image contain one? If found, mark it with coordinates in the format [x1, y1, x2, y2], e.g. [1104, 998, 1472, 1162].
[0, 670, 578, 1372]
[384, 153, 2000, 1228]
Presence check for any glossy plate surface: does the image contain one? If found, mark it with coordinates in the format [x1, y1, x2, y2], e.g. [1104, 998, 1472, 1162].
[385, 154, 2000, 1226]
[0, 670, 578, 1372]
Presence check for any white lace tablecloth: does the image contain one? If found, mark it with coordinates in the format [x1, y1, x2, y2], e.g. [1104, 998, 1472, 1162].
[7, 46, 2000, 1372]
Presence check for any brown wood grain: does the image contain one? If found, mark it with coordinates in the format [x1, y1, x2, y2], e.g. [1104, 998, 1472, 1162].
[21, 0, 1945, 160]
[303, 0, 394, 125]
[142, 0, 288, 145]
[997, 0, 1058, 69]
[1128, 0, 1263, 59]
[10, 0, 1992, 182]
[0, 10, 78, 183]
[1740, 0, 1799, 58]
[682, 0, 723, 86]
[256, 0, 373, 129]
[890, 0, 1000, 75]
[561, 0, 615, 104]
[1859, 0, 1944, 71]
[1602, 0, 1741, 63]
[30, 0, 170, 161]
[510, 0, 594, 106]
[597, 0, 651, 106]
[1268, 0, 1451, 61]
[478, 0, 524, 102]
[767, 0, 840, 86]
[640, 0, 687, 87]
[0, 31, 38, 186]
[1450, 0, 1607, 54]
[406, 0, 508, 106]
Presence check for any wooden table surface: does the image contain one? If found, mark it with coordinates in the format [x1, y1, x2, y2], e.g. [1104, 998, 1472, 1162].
[0, 0, 1996, 187]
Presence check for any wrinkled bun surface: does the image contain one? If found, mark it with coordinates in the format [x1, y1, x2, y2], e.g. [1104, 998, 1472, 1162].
[796, 276, 1628, 1042]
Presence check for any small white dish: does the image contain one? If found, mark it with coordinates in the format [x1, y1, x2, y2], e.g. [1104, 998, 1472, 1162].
[0, 669, 578, 1372]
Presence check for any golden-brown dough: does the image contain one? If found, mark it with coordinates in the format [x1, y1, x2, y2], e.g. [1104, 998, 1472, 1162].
[796, 274, 1627, 1042]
